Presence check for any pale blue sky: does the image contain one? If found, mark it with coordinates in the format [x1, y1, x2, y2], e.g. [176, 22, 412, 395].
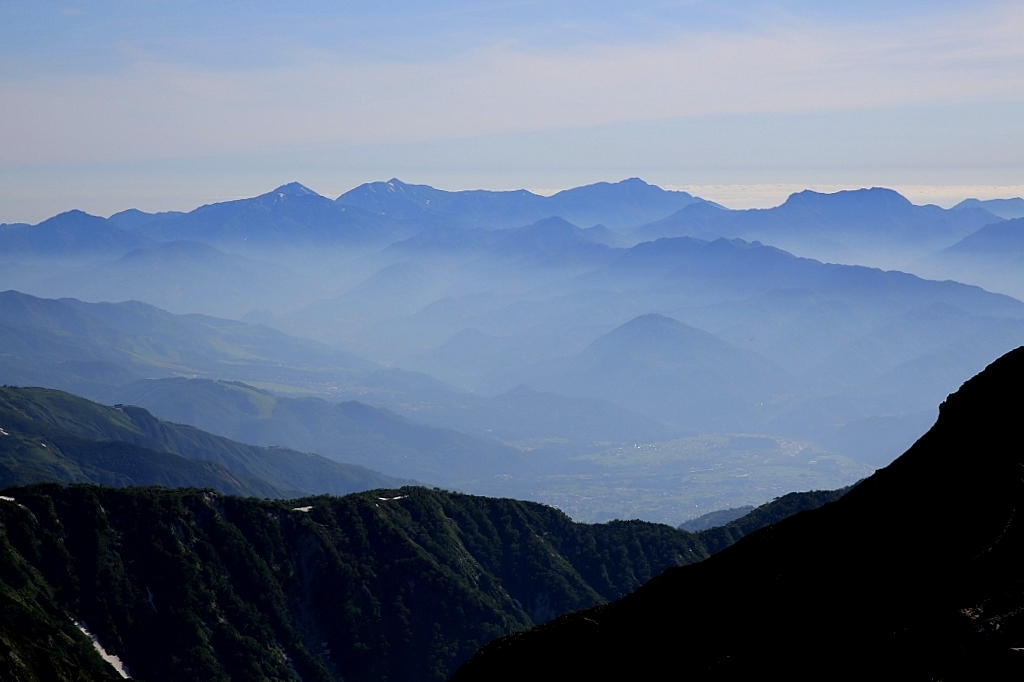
[1, 1, 1022, 221]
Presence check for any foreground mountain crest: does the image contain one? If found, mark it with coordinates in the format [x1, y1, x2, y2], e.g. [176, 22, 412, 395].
[0, 482, 840, 682]
[452, 346, 1024, 680]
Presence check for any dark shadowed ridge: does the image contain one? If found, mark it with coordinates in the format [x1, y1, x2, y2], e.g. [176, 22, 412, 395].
[452, 346, 1024, 681]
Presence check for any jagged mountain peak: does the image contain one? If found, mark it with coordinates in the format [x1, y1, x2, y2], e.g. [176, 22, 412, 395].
[266, 181, 321, 198]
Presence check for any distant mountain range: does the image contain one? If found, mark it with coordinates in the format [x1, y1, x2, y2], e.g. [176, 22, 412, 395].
[5, 235, 1023, 472]
[0, 178, 705, 256]
[349, 235, 1023, 462]
[338, 177, 705, 230]
[632, 187, 1003, 267]
[3, 180, 1024, 477]
[2, 182, 1012, 267]
[452, 346, 1024, 680]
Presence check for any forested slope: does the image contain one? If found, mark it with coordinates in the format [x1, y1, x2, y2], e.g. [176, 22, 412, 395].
[0, 482, 844, 682]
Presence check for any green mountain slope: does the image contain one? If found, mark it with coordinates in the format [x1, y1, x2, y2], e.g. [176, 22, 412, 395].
[0, 386, 406, 496]
[0, 482, 846, 682]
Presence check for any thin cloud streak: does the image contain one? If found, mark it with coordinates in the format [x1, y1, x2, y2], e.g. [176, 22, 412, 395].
[1, 3, 1022, 167]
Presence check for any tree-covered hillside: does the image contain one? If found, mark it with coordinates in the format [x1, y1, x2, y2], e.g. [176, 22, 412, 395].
[0, 483, 845, 682]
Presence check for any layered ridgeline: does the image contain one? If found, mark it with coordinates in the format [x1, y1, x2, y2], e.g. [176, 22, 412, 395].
[97, 378, 532, 484]
[0, 178, 702, 257]
[631, 187, 1002, 267]
[6, 184, 1024, 492]
[919, 216, 1024, 301]
[103, 374, 675, 458]
[0, 482, 846, 682]
[453, 347, 1024, 681]
[0, 386, 405, 496]
[91, 376, 865, 525]
[0, 289, 369, 396]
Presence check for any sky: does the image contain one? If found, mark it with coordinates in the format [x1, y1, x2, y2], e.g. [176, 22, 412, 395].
[1, 0, 1023, 222]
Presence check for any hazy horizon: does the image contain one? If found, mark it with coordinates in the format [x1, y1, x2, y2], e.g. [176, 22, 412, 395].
[3, 1, 1023, 222]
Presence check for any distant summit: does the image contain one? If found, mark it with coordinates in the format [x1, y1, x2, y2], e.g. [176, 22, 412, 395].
[780, 186, 914, 214]
[268, 181, 321, 198]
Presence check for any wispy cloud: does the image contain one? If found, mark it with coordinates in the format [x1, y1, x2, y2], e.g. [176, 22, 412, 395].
[2, 2, 1022, 167]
